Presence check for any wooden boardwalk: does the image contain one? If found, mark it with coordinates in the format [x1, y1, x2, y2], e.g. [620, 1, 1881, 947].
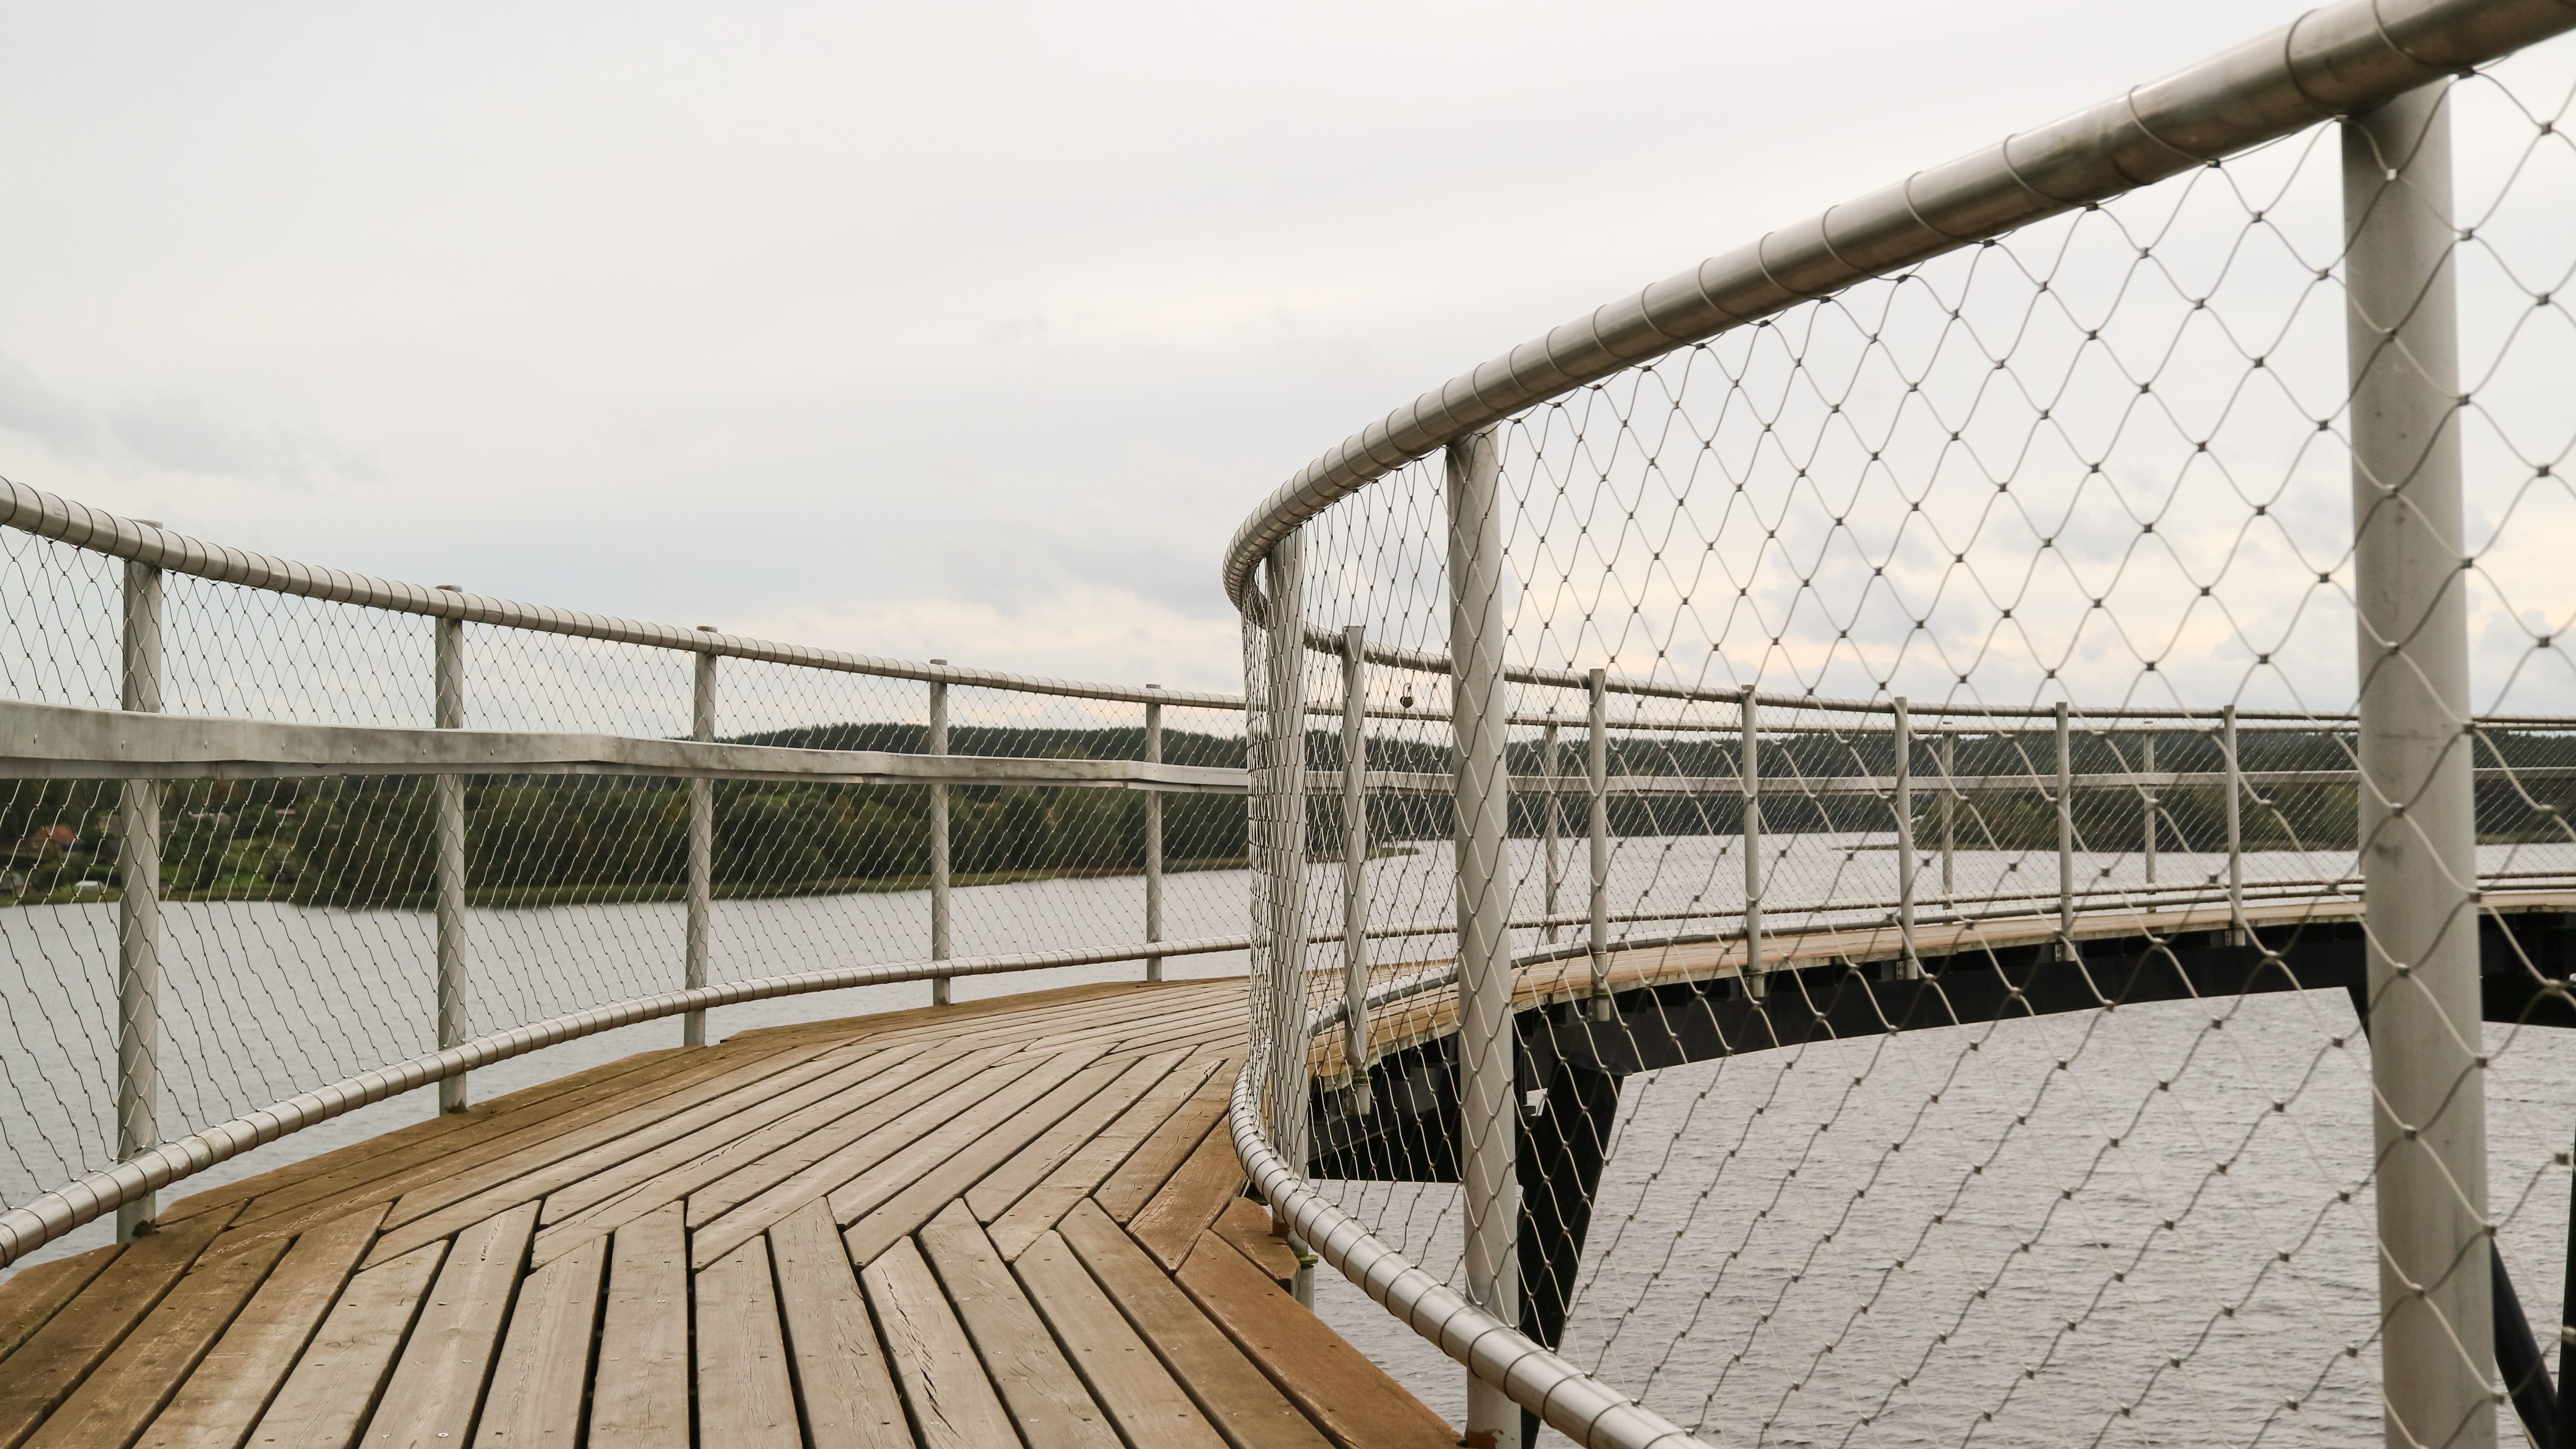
[0, 979, 1460, 1449]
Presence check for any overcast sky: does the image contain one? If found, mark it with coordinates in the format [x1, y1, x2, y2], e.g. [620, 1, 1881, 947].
[0, 0, 2315, 693]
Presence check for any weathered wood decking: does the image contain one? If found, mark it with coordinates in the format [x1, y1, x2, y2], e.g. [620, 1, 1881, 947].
[0, 979, 1459, 1449]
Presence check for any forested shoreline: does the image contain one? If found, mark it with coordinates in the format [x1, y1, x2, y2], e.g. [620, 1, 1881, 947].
[6, 723, 2569, 908]
[1, 723, 1251, 909]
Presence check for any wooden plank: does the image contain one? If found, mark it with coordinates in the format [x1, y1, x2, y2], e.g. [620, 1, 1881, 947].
[160, 1049, 688, 1227]
[692, 1241, 799, 1449]
[1092, 1064, 1235, 1222]
[21, 1231, 291, 1449]
[832, 1052, 1125, 1268]
[355, 1039, 856, 1264]
[861, 1238, 1018, 1449]
[222, 1042, 746, 1241]
[1127, 1125, 1243, 1272]
[1017, 997, 1241, 1059]
[725, 978, 1152, 1048]
[1013, 1232, 1227, 1449]
[241, 1240, 447, 1449]
[589, 1203, 686, 1449]
[747, 981, 1200, 1067]
[1206, 1200, 1299, 1290]
[375, 1040, 838, 1224]
[1013, 997, 1239, 1057]
[1175, 1234, 1456, 1449]
[483, 1038, 893, 1235]
[373, 1035, 894, 1271]
[988, 1055, 1229, 1261]
[0, 1248, 120, 1366]
[1102, 1019, 1249, 1064]
[682, 1049, 1052, 1270]
[535, 1040, 926, 1225]
[854, 992, 1217, 1073]
[679, 1044, 1018, 1231]
[136, 1206, 389, 1449]
[0, 1207, 238, 1449]
[966, 1051, 1183, 1222]
[526, 1042, 976, 1270]
[354, 1203, 538, 1449]
[481, 1038, 898, 1229]
[1054, 1203, 1330, 1449]
[237, 1042, 794, 1264]
[466, 1234, 602, 1449]
[766, 1201, 905, 1449]
[914, 1204, 1120, 1449]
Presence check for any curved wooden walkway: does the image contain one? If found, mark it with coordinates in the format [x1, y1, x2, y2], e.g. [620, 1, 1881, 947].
[0, 979, 1458, 1449]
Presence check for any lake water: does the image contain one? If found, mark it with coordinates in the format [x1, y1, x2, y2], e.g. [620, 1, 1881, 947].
[1315, 998, 2534, 1446]
[5, 835, 2570, 1447]
[1309, 840, 2576, 1445]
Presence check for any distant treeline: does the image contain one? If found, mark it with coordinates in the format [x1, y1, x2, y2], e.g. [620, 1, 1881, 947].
[2, 723, 1251, 909]
[6, 724, 2569, 908]
[1331, 725, 2576, 856]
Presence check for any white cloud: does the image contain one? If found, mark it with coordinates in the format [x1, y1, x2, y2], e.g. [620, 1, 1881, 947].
[0, 0, 2405, 706]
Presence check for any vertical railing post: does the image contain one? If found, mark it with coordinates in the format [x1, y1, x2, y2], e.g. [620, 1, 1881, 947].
[1587, 670, 1610, 1021]
[1740, 686, 1764, 999]
[2346, 82, 2491, 1449]
[1542, 716, 1562, 945]
[116, 547, 163, 1240]
[1339, 628, 1369, 1108]
[2142, 733, 2158, 888]
[929, 662, 951, 1007]
[1145, 685, 1164, 984]
[1894, 698, 1916, 977]
[1940, 731, 1956, 897]
[1258, 530, 1316, 1305]
[685, 627, 717, 1048]
[1446, 430, 1517, 1448]
[2224, 706, 2246, 943]
[432, 585, 468, 1115]
[2056, 703, 2075, 960]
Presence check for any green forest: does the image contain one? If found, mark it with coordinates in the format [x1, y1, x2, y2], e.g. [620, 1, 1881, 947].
[0, 723, 1252, 909]
[6, 722, 2570, 909]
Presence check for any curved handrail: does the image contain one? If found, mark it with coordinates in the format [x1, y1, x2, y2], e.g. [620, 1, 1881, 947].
[1309, 627, 2576, 727]
[0, 476, 1241, 712]
[1234, 952, 1701, 1448]
[1232, 1064, 1707, 1449]
[0, 931, 1269, 1267]
[1220, 0, 2576, 612]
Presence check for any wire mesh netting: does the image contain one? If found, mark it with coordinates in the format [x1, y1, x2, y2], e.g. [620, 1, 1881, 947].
[0, 515, 1252, 1267]
[1241, 39, 2576, 1449]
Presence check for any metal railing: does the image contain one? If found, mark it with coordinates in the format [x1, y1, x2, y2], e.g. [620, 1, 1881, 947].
[0, 479, 1255, 1263]
[1227, 1, 2576, 1446]
[11, 470, 2537, 1270]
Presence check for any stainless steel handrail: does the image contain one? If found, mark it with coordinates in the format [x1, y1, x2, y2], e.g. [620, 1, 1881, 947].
[0, 931, 1268, 1267]
[26, 475, 2573, 731]
[1222, 3, 2576, 1443]
[1221, 0, 2576, 613]
[0, 476, 1238, 712]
